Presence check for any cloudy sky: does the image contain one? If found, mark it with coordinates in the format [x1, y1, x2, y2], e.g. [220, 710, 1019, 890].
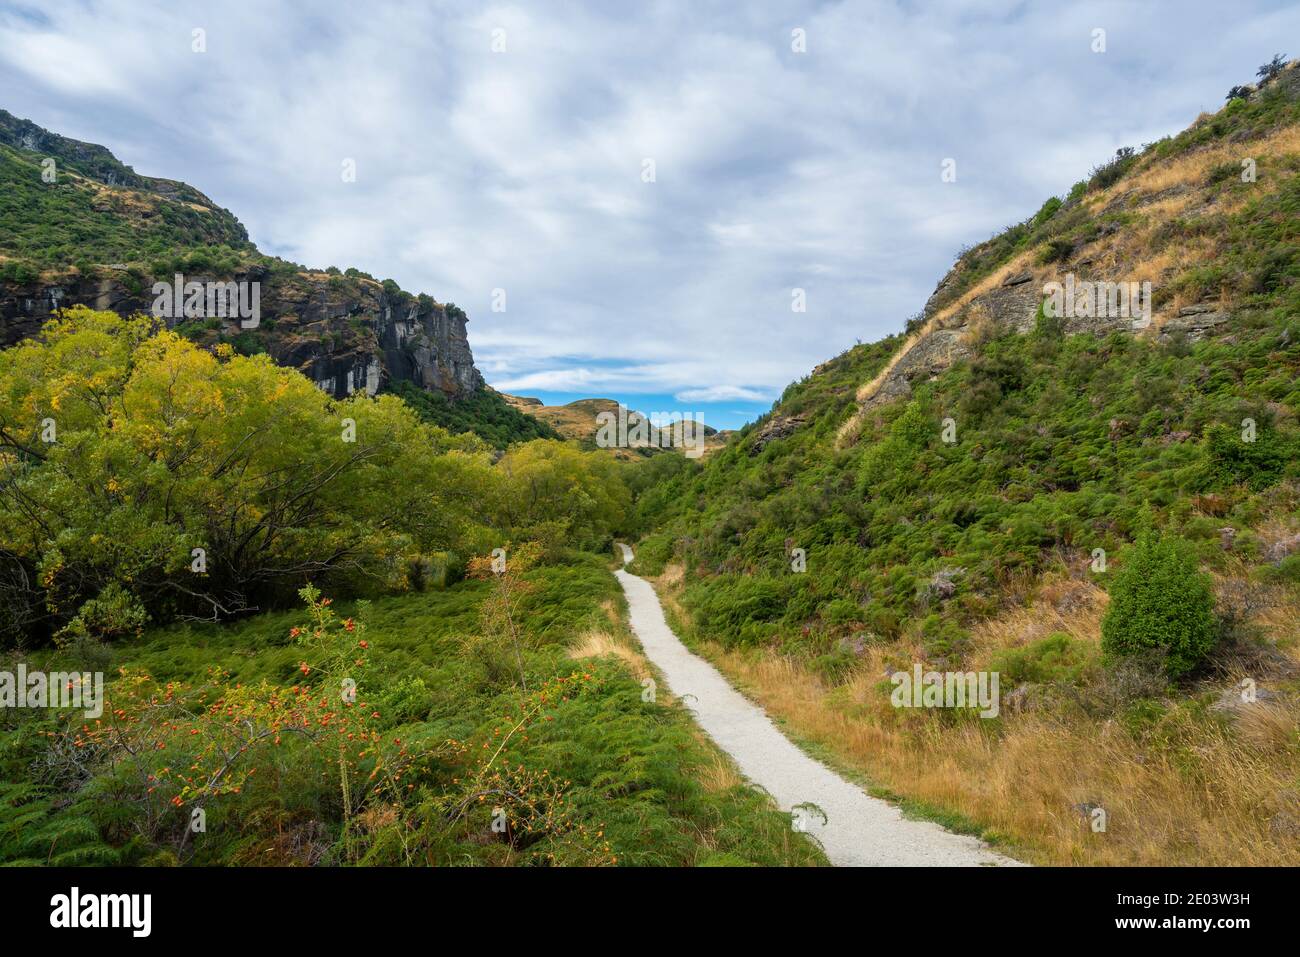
[2, 1, 1295, 428]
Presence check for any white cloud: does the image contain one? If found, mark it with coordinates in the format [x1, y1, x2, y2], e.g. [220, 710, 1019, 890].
[2, 0, 1295, 422]
[675, 385, 771, 403]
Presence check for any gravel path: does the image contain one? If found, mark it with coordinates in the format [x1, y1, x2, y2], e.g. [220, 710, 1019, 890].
[614, 543, 1022, 867]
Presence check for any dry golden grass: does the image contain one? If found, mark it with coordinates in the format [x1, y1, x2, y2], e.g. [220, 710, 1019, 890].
[694, 747, 745, 793]
[569, 600, 655, 682]
[568, 626, 647, 674]
[1118, 124, 1300, 201]
[653, 565, 1300, 865]
[965, 575, 1107, 668]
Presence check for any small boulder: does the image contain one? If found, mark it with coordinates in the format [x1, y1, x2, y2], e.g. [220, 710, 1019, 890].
[924, 567, 964, 601]
[1003, 683, 1038, 714]
[749, 414, 806, 455]
[1263, 533, 1300, 565]
[837, 634, 871, 657]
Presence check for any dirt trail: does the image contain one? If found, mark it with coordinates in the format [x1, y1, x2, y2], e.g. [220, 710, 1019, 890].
[614, 543, 1022, 867]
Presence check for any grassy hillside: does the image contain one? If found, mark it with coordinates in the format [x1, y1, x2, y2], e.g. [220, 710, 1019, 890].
[0, 138, 249, 277]
[630, 60, 1300, 865]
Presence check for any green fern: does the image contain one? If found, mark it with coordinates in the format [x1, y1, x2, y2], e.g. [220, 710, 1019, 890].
[0, 782, 116, 866]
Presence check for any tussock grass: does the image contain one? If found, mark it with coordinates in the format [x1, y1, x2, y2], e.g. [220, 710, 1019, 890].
[654, 565, 1300, 866]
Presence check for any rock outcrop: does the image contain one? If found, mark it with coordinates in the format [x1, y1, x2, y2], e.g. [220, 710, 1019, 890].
[855, 257, 1230, 415]
[0, 108, 484, 401]
[1, 265, 483, 400]
[841, 63, 1300, 428]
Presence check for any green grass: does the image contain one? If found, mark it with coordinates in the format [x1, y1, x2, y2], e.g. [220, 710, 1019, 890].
[0, 551, 825, 867]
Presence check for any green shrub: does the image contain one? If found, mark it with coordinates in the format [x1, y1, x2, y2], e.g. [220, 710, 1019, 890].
[1100, 517, 1217, 678]
[1202, 422, 1292, 491]
[1088, 146, 1138, 192]
[991, 631, 1096, 686]
[1036, 237, 1073, 265]
[919, 614, 970, 662]
[1031, 196, 1063, 228]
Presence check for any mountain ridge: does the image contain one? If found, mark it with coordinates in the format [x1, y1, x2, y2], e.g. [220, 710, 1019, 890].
[0, 107, 485, 404]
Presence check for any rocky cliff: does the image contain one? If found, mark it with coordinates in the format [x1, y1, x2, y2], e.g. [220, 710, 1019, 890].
[0, 108, 484, 400]
[0, 266, 482, 399]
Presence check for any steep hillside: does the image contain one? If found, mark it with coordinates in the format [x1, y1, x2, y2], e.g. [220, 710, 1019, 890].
[0, 108, 492, 412]
[632, 60, 1300, 865]
[841, 59, 1300, 442]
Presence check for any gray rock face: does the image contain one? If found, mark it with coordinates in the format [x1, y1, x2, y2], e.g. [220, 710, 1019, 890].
[859, 265, 1232, 412]
[1, 268, 484, 400]
[864, 326, 973, 408]
[749, 413, 807, 454]
[1263, 533, 1300, 564]
[922, 566, 964, 602]
[1158, 308, 1232, 341]
[974, 282, 1043, 334]
[376, 297, 483, 396]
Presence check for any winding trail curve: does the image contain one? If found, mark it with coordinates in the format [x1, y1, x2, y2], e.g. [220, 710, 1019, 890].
[614, 543, 1022, 867]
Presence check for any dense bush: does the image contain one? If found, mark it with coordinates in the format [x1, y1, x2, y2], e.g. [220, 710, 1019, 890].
[1100, 517, 1217, 678]
[0, 308, 628, 644]
[0, 554, 824, 866]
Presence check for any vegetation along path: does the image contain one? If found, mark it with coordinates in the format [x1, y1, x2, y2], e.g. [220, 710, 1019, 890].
[614, 543, 1022, 867]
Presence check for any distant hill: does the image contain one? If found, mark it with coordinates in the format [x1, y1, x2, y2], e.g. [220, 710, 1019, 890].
[502, 393, 729, 457]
